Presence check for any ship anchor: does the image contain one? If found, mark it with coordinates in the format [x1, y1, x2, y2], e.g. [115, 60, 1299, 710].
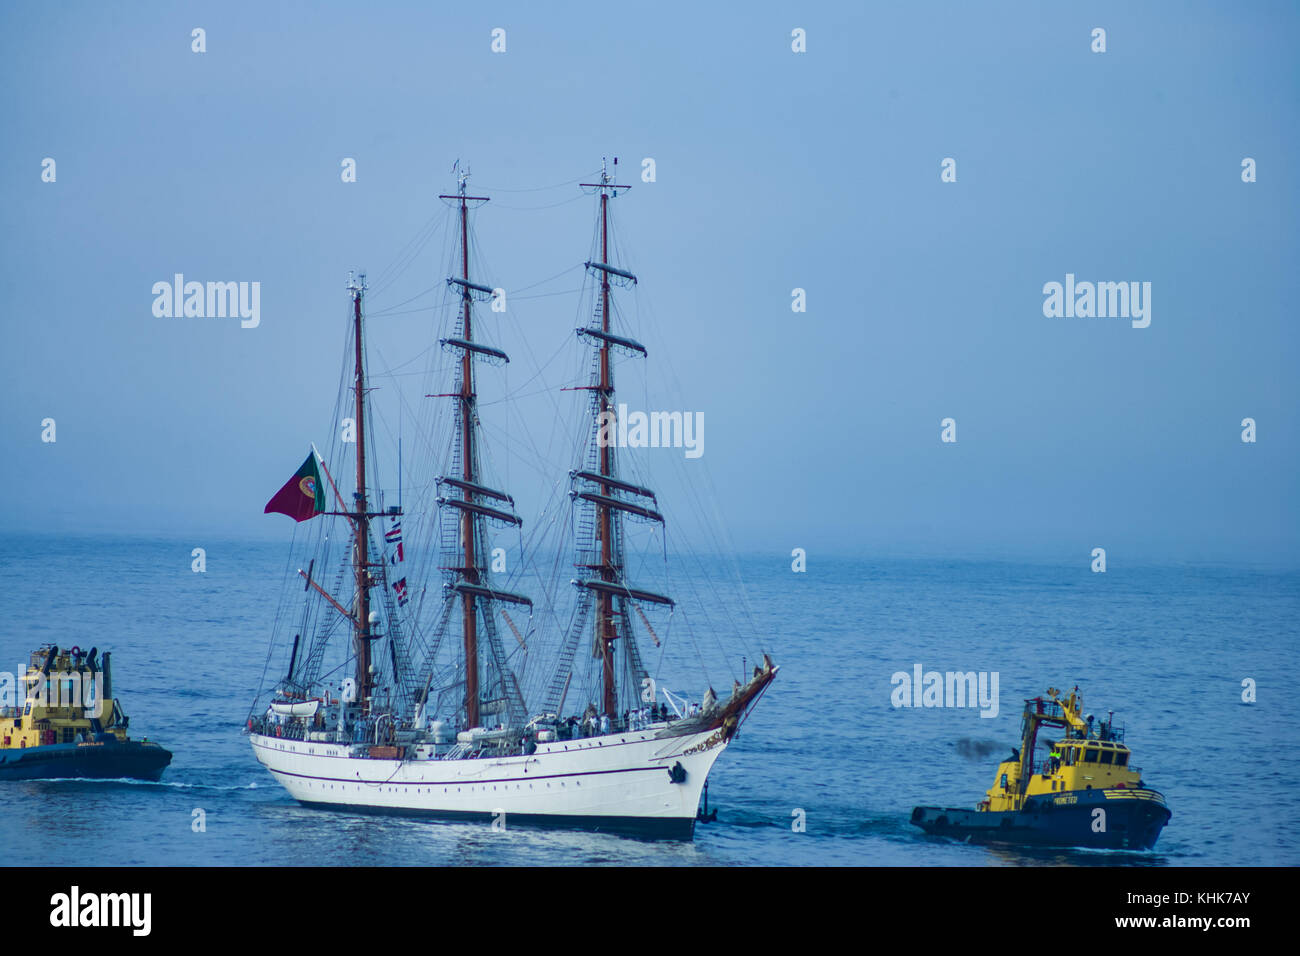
[696, 780, 718, 824]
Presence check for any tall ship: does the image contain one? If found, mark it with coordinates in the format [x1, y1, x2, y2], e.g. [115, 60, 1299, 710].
[910, 686, 1171, 850]
[247, 162, 776, 839]
[1, 645, 171, 781]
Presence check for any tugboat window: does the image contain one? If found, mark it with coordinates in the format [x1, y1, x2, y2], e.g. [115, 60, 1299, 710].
[1116, 752, 1129, 767]
[1083, 748, 1098, 763]
[1099, 750, 1114, 764]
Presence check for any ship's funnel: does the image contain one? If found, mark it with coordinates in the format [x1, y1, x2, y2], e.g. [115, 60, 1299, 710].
[101, 651, 113, 713]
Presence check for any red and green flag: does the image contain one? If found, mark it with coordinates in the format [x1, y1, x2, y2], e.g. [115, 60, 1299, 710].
[264, 452, 326, 521]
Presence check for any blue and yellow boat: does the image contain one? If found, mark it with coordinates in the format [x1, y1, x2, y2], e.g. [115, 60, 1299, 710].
[1, 645, 171, 781]
[911, 686, 1170, 850]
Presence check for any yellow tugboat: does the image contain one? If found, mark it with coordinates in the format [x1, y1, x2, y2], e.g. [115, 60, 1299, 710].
[911, 686, 1171, 850]
[0, 646, 171, 781]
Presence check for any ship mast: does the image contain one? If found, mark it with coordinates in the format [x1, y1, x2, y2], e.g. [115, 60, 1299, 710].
[459, 175, 480, 728]
[348, 273, 374, 709]
[574, 158, 673, 719]
[595, 166, 618, 715]
[436, 168, 530, 730]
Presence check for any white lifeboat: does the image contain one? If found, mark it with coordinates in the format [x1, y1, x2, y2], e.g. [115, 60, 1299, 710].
[271, 699, 321, 718]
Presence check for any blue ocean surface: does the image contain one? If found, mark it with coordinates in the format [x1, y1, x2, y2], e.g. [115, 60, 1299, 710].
[0, 533, 1295, 866]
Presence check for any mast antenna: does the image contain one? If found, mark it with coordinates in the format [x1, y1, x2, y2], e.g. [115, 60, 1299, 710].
[584, 157, 628, 199]
[453, 158, 471, 196]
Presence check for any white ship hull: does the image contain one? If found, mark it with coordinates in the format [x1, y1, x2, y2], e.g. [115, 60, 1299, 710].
[249, 725, 729, 839]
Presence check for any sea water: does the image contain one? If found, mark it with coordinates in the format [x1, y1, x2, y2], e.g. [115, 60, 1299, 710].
[0, 533, 1295, 866]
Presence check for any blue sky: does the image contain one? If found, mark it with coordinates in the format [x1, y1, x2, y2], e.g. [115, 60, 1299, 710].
[2, 1, 1297, 567]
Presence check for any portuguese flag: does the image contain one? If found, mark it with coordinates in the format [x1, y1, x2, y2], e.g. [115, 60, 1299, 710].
[264, 452, 326, 521]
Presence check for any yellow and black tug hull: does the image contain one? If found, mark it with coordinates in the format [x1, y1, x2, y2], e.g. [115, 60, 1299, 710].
[911, 787, 1171, 850]
[0, 738, 171, 782]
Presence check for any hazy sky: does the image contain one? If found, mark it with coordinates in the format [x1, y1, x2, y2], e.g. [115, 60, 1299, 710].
[2, 1, 1297, 567]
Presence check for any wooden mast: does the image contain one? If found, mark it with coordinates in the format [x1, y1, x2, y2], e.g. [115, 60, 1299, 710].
[439, 171, 490, 729]
[597, 171, 617, 717]
[431, 168, 531, 730]
[348, 273, 373, 709]
[459, 177, 479, 730]
[584, 159, 631, 718]
[563, 159, 674, 725]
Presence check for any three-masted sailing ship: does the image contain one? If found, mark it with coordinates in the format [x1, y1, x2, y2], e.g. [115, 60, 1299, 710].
[247, 162, 776, 839]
